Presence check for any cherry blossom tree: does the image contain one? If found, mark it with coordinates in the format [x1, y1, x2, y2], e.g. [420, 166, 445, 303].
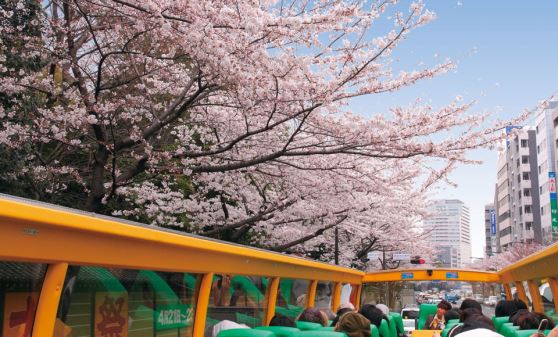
[469, 242, 544, 271]
[0, 0, 523, 265]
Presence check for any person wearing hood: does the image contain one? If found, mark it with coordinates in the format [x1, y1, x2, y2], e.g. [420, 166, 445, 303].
[335, 312, 371, 337]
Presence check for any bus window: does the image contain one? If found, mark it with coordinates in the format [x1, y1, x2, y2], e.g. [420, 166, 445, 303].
[205, 274, 267, 336]
[275, 279, 307, 319]
[54, 266, 199, 337]
[315, 281, 333, 316]
[0, 261, 47, 337]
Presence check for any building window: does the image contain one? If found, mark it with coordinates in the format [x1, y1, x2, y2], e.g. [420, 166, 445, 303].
[524, 188, 531, 197]
[521, 139, 528, 147]
[522, 172, 530, 180]
[526, 222, 533, 230]
[521, 156, 529, 164]
[539, 165, 542, 174]
[525, 205, 532, 213]
[541, 206, 545, 215]
[538, 145, 541, 154]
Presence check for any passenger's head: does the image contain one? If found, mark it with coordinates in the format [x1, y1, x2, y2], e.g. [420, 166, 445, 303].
[375, 304, 390, 316]
[297, 307, 328, 327]
[269, 313, 295, 327]
[436, 300, 452, 317]
[460, 299, 482, 313]
[510, 309, 529, 325]
[513, 299, 528, 310]
[459, 313, 495, 333]
[516, 312, 555, 330]
[332, 306, 355, 326]
[444, 308, 461, 322]
[460, 308, 483, 323]
[495, 300, 518, 317]
[516, 312, 541, 330]
[335, 312, 372, 337]
[359, 304, 385, 328]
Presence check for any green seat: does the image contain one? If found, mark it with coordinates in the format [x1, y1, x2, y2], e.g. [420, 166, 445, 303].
[441, 323, 461, 337]
[255, 326, 300, 337]
[378, 319, 391, 337]
[418, 304, 438, 330]
[320, 327, 335, 331]
[292, 331, 347, 337]
[513, 330, 540, 337]
[389, 313, 404, 335]
[387, 316, 397, 337]
[500, 323, 519, 337]
[237, 312, 261, 327]
[370, 325, 380, 337]
[493, 316, 510, 333]
[296, 321, 324, 331]
[218, 329, 274, 337]
[446, 319, 459, 325]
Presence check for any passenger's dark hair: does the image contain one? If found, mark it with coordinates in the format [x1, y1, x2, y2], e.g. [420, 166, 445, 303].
[332, 308, 354, 326]
[458, 314, 495, 333]
[510, 309, 530, 325]
[297, 307, 328, 326]
[444, 309, 461, 322]
[459, 308, 482, 323]
[270, 313, 296, 327]
[437, 300, 452, 311]
[359, 304, 385, 328]
[495, 300, 518, 317]
[459, 298, 482, 313]
[514, 299, 528, 310]
[517, 312, 541, 330]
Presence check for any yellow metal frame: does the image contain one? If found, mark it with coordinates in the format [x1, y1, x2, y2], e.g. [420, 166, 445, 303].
[363, 268, 499, 283]
[8, 193, 558, 337]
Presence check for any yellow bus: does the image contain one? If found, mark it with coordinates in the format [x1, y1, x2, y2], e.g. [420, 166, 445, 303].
[1, 194, 558, 337]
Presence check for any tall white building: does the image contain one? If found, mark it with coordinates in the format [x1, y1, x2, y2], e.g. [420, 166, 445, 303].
[423, 199, 471, 268]
[536, 99, 558, 244]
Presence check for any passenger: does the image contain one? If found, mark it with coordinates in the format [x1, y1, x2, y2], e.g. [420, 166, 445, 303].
[297, 307, 329, 327]
[359, 304, 385, 328]
[424, 299, 452, 329]
[269, 313, 296, 327]
[459, 299, 482, 313]
[448, 313, 496, 337]
[375, 304, 390, 316]
[509, 309, 529, 325]
[514, 299, 528, 310]
[450, 328, 504, 337]
[335, 312, 371, 337]
[444, 308, 461, 322]
[211, 320, 249, 337]
[332, 303, 356, 326]
[459, 308, 482, 323]
[495, 300, 519, 317]
[515, 311, 555, 330]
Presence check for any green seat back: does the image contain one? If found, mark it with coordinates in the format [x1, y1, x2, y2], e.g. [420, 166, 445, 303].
[446, 319, 459, 325]
[378, 319, 391, 337]
[441, 323, 461, 337]
[237, 312, 261, 327]
[418, 304, 438, 330]
[514, 330, 540, 337]
[292, 331, 347, 337]
[493, 316, 510, 332]
[371, 325, 380, 337]
[296, 321, 324, 331]
[387, 316, 397, 337]
[389, 313, 404, 334]
[500, 323, 519, 337]
[320, 327, 335, 331]
[255, 326, 300, 337]
[218, 329, 273, 337]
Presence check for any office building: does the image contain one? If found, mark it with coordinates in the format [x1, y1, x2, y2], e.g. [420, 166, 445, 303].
[423, 199, 471, 268]
[494, 127, 541, 250]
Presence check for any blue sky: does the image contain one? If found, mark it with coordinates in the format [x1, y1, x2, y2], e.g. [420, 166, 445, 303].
[353, 1, 558, 257]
